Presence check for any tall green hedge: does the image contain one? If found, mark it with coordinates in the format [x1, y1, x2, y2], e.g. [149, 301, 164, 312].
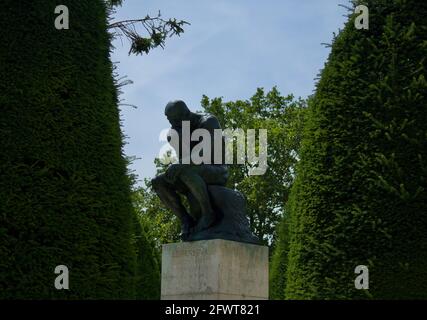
[269, 215, 290, 299]
[0, 1, 158, 298]
[134, 215, 161, 300]
[284, 0, 427, 299]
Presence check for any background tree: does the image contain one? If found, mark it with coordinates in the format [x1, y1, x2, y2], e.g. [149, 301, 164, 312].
[283, 0, 427, 299]
[133, 88, 306, 252]
[133, 157, 182, 254]
[132, 154, 181, 257]
[201, 88, 306, 245]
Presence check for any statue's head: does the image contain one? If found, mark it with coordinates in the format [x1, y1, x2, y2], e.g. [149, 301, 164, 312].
[165, 100, 191, 128]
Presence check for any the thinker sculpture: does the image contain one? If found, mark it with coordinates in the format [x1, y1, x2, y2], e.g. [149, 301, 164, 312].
[152, 100, 259, 244]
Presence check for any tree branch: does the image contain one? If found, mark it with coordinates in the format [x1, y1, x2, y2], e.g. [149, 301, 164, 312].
[108, 11, 190, 55]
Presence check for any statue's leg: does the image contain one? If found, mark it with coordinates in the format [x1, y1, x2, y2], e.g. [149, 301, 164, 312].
[186, 191, 201, 221]
[178, 167, 216, 233]
[151, 175, 195, 240]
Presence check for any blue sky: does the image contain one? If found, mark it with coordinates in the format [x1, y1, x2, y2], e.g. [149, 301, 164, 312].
[110, 0, 350, 184]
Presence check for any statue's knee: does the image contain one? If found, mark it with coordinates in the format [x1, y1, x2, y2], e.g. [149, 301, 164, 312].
[151, 175, 165, 191]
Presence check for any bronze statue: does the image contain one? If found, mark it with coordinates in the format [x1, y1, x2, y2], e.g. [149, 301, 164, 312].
[152, 100, 259, 244]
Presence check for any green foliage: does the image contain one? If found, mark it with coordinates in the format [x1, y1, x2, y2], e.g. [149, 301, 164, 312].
[201, 88, 306, 245]
[107, 0, 123, 7]
[105, 0, 123, 7]
[284, 0, 427, 299]
[132, 178, 181, 253]
[126, 157, 161, 299]
[133, 213, 161, 300]
[108, 10, 189, 56]
[132, 152, 181, 254]
[0, 1, 157, 299]
[269, 214, 290, 299]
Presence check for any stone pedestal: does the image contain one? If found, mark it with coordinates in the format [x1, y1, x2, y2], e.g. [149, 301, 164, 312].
[161, 239, 269, 300]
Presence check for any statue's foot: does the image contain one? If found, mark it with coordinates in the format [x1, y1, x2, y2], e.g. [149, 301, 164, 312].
[181, 231, 190, 241]
[192, 212, 216, 233]
[180, 217, 195, 241]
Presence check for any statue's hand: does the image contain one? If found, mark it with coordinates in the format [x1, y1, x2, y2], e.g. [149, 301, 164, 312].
[165, 164, 183, 183]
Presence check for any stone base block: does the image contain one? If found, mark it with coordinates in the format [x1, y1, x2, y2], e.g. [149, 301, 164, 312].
[161, 239, 269, 300]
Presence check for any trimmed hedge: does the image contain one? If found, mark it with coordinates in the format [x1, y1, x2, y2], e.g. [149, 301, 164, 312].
[284, 0, 427, 299]
[269, 215, 290, 299]
[0, 1, 158, 298]
[134, 215, 161, 300]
